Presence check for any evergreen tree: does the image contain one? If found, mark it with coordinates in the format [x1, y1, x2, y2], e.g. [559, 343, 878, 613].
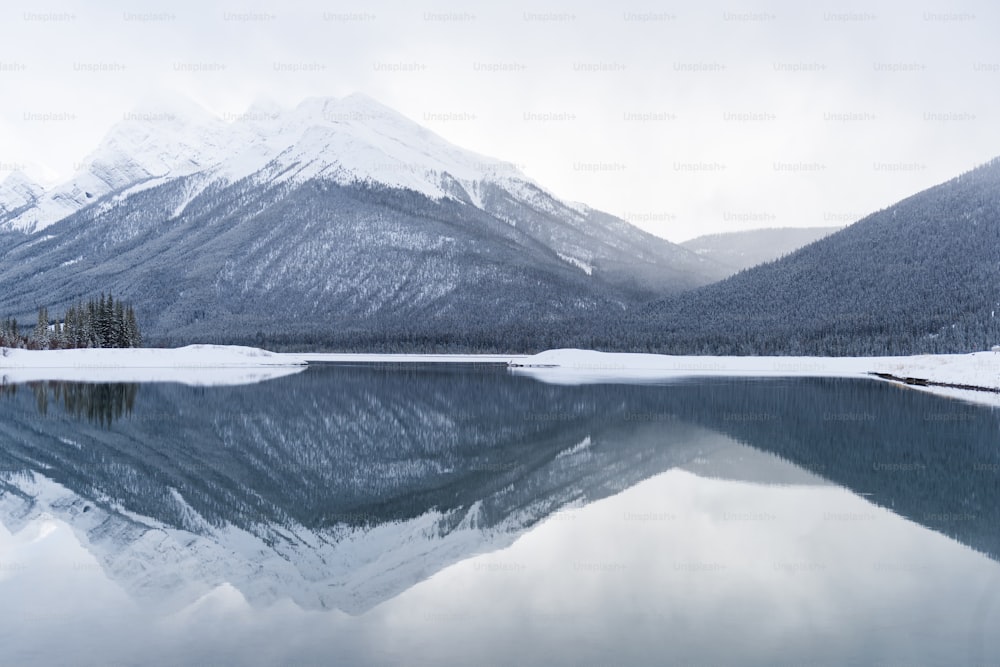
[114, 300, 126, 348]
[51, 318, 64, 349]
[64, 305, 79, 348]
[90, 296, 98, 347]
[125, 305, 141, 348]
[104, 293, 114, 343]
[0, 317, 19, 347]
[5, 295, 143, 351]
[32, 307, 49, 349]
[79, 299, 92, 348]
[98, 293, 111, 347]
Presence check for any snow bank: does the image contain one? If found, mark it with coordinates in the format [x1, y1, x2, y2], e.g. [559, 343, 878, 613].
[0, 345, 307, 386]
[511, 349, 1000, 408]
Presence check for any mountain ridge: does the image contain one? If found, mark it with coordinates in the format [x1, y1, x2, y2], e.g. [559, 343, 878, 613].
[615, 156, 1000, 355]
[0, 93, 726, 347]
[0, 94, 607, 235]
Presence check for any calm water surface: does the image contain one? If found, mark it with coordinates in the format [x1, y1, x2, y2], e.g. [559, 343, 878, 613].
[1, 365, 999, 666]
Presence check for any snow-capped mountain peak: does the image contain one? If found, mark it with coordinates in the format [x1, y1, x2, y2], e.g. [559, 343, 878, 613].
[0, 96, 235, 233]
[87, 102, 229, 187]
[0, 171, 44, 215]
[0, 92, 543, 234]
[268, 93, 524, 202]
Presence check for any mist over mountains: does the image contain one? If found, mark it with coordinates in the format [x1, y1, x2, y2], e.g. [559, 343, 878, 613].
[681, 226, 842, 277]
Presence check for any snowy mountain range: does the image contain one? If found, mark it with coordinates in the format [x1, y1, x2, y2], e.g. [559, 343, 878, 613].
[1, 94, 550, 234]
[0, 94, 726, 346]
[6, 92, 991, 354]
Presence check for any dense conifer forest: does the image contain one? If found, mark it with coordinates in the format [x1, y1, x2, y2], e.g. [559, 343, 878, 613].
[0, 293, 141, 350]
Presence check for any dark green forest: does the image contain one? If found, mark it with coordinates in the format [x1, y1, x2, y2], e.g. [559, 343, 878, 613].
[0, 293, 141, 350]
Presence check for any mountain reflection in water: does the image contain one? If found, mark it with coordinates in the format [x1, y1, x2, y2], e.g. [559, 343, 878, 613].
[0, 365, 997, 615]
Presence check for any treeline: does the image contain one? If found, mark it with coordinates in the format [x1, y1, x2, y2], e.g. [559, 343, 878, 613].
[0, 293, 142, 350]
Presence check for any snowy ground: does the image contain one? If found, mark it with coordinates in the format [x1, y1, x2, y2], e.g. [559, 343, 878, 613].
[510, 349, 1000, 408]
[4, 344, 1000, 407]
[0, 345, 307, 386]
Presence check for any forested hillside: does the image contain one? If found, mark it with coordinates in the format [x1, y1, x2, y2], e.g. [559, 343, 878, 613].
[602, 157, 1000, 355]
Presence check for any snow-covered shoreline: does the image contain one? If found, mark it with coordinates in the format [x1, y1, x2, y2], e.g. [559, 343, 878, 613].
[4, 344, 1000, 407]
[0, 345, 307, 386]
[510, 349, 1000, 408]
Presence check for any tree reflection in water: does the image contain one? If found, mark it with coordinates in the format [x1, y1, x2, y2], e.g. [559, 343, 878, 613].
[4, 381, 140, 427]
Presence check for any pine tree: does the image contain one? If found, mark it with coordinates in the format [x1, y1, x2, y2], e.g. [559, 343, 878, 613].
[98, 293, 111, 347]
[114, 299, 126, 348]
[32, 307, 50, 349]
[86, 298, 98, 347]
[65, 305, 78, 348]
[68, 302, 80, 348]
[51, 318, 64, 349]
[125, 305, 141, 348]
[0, 317, 15, 348]
[105, 293, 114, 345]
[13, 295, 144, 350]
[79, 299, 91, 348]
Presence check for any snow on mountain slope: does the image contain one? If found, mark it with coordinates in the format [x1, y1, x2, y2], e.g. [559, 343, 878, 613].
[1, 97, 231, 233]
[0, 93, 533, 233]
[0, 171, 44, 215]
[263, 94, 519, 205]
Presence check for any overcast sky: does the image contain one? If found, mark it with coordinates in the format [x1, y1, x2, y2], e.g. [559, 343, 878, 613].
[1, 0, 998, 241]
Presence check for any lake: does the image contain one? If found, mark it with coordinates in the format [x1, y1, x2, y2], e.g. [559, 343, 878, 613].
[1, 363, 999, 666]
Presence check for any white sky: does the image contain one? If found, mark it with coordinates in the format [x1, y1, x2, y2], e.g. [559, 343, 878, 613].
[1, 0, 998, 242]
